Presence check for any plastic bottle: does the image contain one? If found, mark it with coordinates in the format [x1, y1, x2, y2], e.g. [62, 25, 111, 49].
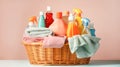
[66, 13, 81, 37]
[81, 17, 90, 34]
[89, 23, 96, 36]
[73, 8, 84, 35]
[49, 12, 67, 36]
[62, 11, 69, 24]
[45, 6, 54, 28]
[38, 11, 45, 28]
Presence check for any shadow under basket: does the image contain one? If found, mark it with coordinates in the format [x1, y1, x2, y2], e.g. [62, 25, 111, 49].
[23, 42, 90, 65]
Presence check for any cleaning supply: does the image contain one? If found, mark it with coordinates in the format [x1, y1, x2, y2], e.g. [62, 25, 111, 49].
[81, 17, 90, 34]
[27, 21, 36, 28]
[66, 13, 81, 37]
[62, 11, 69, 24]
[89, 23, 96, 36]
[49, 12, 67, 36]
[73, 8, 84, 34]
[38, 11, 45, 28]
[45, 6, 54, 28]
[29, 16, 38, 26]
[26, 16, 38, 28]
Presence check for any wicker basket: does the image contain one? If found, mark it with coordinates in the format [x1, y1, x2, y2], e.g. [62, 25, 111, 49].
[23, 41, 90, 65]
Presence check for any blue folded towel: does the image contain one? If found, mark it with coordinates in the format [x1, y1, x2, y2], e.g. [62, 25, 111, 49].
[68, 34, 100, 58]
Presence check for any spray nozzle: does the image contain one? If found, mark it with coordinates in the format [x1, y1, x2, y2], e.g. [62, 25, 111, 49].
[68, 13, 74, 21]
[82, 18, 90, 27]
[73, 8, 82, 16]
[28, 16, 37, 23]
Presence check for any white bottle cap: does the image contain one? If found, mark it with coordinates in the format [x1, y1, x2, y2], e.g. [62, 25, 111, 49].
[39, 11, 44, 15]
[47, 6, 51, 11]
[28, 22, 33, 27]
[68, 13, 74, 21]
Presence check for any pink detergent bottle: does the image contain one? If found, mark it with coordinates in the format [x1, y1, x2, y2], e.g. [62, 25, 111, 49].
[49, 12, 68, 36]
[45, 6, 54, 28]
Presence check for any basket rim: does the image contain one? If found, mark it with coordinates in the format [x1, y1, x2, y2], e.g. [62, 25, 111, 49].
[22, 41, 69, 46]
[22, 41, 42, 45]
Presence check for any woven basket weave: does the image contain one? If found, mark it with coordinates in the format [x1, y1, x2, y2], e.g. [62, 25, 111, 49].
[23, 42, 90, 65]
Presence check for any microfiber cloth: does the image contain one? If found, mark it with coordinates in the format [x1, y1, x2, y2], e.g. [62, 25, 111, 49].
[68, 34, 100, 58]
[25, 27, 52, 37]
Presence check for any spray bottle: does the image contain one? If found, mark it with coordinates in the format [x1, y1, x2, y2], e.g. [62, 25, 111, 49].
[73, 8, 84, 35]
[81, 17, 90, 34]
[67, 13, 81, 37]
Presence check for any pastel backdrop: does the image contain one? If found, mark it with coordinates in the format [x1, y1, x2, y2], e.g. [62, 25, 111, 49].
[0, 0, 120, 60]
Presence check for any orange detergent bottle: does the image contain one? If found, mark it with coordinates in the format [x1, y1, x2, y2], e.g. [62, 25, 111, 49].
[67, 14, 81, 37]
[49, 12, 67, 36]
[73, 8, 86, 34]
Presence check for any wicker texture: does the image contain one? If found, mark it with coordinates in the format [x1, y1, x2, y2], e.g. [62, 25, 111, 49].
[23, 42, 90, 65]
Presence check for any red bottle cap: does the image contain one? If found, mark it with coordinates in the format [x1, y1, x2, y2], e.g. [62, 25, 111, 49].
[56, 12, 62, 19]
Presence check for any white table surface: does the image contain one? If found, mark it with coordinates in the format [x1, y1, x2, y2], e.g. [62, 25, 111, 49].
[0, 60, 120, 67]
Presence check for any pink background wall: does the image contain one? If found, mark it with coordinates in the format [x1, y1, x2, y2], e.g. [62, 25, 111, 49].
[0, 0, 120, 60]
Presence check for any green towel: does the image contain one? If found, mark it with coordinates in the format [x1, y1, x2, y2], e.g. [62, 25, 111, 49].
[68, 34, 100, 58]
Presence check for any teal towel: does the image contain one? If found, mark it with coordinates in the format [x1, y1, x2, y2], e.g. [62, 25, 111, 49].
[68, 34, 100, 58]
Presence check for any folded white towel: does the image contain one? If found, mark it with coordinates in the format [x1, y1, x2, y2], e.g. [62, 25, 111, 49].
[25, 27, 53, 37]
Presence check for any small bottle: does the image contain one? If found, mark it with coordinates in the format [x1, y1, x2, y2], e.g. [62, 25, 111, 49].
[66, 13, 81, 37]
[49, 12, 67, 36]
[45, 6, 54, 28]
[38, 11, 45, 28]
[28, 22, 36, 28]
[89, 23, 96, 36]
[81, 17, 90, 34]
[28, 16, 38, 26]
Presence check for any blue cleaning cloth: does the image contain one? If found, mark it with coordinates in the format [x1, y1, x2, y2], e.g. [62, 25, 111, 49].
[68, 34, 100, 58]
